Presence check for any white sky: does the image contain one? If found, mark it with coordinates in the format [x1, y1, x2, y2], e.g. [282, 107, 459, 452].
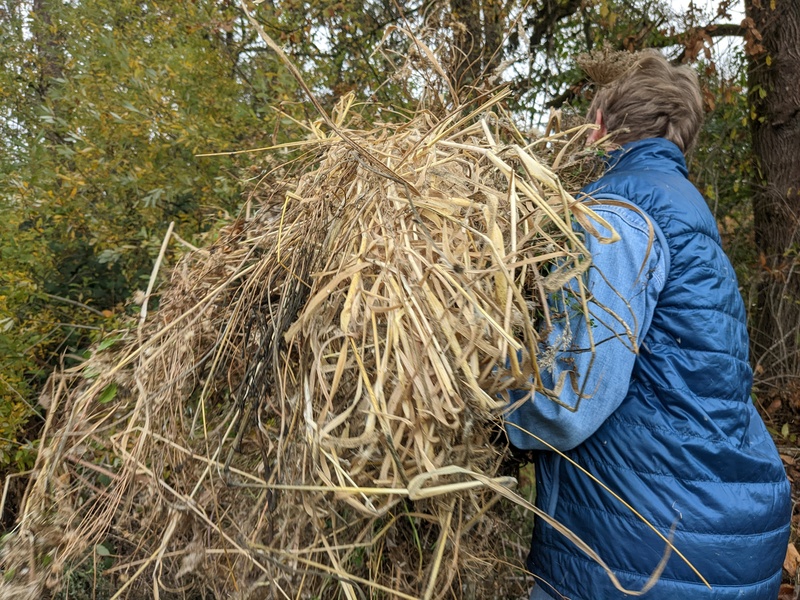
[670, 0, 746, 79]
[671, 0, 745, 20]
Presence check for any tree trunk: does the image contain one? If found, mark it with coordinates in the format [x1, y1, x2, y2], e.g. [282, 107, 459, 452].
[747, 0, 800, 381]
[449, 0, 508, 93]
[450, 0, 484, 90]
[481, 0, 507, 77]
[32, 0, 64, 97]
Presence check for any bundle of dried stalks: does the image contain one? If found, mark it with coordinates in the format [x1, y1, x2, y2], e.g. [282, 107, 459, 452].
[1, 92, 609, 600]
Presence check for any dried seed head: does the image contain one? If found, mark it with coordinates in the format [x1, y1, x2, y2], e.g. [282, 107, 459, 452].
[577, 43, 638, 86]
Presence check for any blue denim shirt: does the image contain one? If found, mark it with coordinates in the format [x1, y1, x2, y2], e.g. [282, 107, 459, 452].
[505, 203, 667, 451]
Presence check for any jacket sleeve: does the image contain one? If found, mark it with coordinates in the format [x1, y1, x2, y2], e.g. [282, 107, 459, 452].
[504, 204, 667, 451]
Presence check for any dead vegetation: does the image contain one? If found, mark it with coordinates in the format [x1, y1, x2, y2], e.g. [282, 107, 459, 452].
[0, 87, 611, 600]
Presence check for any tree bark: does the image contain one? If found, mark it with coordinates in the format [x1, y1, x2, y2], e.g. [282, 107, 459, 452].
[32, 0, 64, 97]
[526, 0, 582, 52]
[450, 0, 485, 90]
[481, 0, 507, 76]
[449, 0, 509, 93]
[747, 0, 800, 380]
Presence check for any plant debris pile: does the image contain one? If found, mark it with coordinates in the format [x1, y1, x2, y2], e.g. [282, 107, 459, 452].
[1, 93, 606, 600]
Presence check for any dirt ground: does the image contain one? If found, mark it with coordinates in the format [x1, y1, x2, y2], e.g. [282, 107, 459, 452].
[759, 381, 800, 600]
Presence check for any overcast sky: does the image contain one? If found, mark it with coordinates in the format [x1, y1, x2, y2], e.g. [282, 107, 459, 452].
[671, 0, 745, 20]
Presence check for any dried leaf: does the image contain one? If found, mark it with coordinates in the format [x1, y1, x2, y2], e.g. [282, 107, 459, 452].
[784, 543, 800, 574]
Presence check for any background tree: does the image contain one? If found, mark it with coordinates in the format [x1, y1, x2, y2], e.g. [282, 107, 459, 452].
[0, 0, 419, 487]
[746, 0, 800, 385]
[449, 0, 510, 90]
[0, 0, 297, 479]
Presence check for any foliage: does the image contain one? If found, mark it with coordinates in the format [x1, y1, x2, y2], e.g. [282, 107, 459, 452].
[3, 0, 798, 597]
[0, 0, 301, 475]
[506, 0, 679, 125]
[0, 0, 443, 480]
[689, 49, 757, 295]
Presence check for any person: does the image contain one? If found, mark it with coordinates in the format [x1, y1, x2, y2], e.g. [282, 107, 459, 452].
[504, 50, 792, 600]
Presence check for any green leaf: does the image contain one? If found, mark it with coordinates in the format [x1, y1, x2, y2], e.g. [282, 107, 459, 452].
[97, 335, 122, 352]
[97, 383, 118, 404]
[781, 422, 790, 438]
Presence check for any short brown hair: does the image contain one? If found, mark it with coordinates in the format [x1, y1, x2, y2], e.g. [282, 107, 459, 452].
[587, 51, 704, 154]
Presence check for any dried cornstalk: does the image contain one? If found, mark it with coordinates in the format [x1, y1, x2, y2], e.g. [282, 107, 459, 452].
[2, 96, 609, 600]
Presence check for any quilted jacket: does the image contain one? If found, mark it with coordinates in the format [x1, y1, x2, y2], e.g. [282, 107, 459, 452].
[526, 138, 791, 599]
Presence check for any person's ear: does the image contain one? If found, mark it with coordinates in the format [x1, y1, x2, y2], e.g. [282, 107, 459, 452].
[587, 109, 607, 145]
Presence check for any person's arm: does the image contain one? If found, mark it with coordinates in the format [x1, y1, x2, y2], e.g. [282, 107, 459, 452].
[504, 203, 667, 451]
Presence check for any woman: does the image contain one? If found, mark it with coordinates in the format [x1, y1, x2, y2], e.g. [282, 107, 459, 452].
[506, 51, 791, 599]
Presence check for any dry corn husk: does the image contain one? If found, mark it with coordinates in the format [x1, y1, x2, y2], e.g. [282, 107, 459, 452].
[1, 90, 611, 600]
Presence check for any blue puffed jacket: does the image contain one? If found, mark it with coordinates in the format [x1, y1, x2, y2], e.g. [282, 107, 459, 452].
[527, 138, 791, 599]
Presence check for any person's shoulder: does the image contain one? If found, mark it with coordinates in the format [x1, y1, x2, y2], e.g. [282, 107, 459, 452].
[585, 202, 653, 240]
[586, 202, 669, 289]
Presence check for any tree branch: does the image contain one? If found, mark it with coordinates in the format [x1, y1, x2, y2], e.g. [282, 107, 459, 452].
[527, 0, 583, 51]
[702, 22, 746, 37]
[545, 21, 746, 109]
[42, 293, 106, 317]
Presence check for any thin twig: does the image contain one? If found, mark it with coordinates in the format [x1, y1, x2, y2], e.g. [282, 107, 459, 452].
[42, 292, 106, 317]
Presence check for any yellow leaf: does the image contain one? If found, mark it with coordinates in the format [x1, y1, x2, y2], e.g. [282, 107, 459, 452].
[766, 55, 772, 66]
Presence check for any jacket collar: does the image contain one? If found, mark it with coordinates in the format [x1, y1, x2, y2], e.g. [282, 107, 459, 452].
[604, 137, 689, 178]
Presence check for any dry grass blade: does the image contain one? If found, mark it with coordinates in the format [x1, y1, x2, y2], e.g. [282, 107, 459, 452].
[0, 59, 643, 598]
